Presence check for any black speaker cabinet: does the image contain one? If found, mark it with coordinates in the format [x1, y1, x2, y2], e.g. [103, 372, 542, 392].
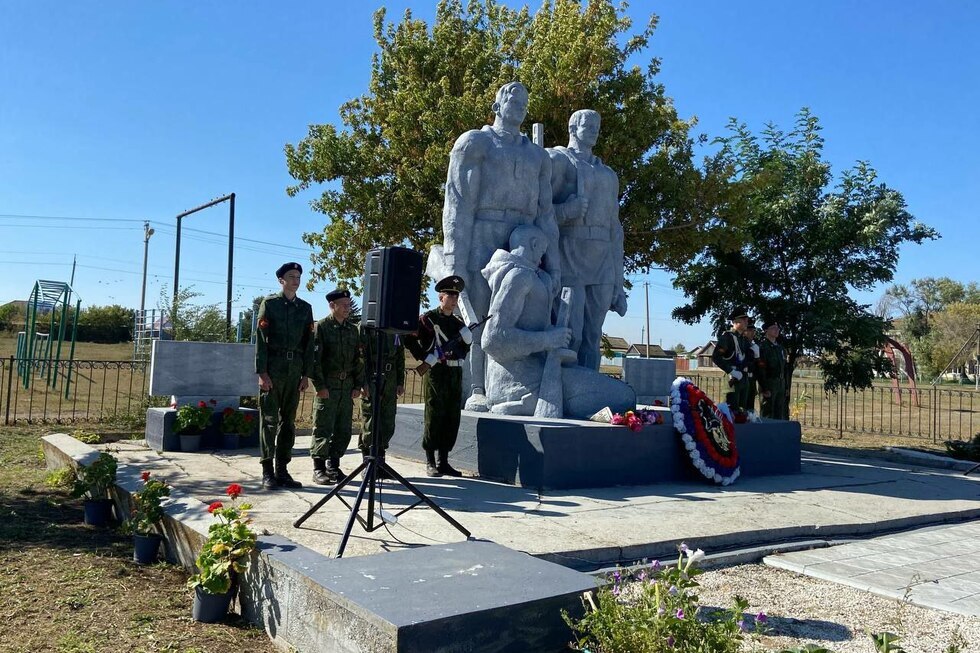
[362, 247, 423, 333]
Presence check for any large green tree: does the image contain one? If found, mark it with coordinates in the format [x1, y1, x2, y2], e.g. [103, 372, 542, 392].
[286, 0, 729, 289]
[671, 110, 938, 394]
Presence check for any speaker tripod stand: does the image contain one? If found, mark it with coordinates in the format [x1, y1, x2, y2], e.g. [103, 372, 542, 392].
[293, 328, 471, 558]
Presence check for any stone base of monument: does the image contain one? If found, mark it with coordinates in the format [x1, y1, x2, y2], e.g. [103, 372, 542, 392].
[243, 537, 594, 653]
[145, 407, 260, 452]
[42, 434, 594, 653]
[390, 405, 800, 490]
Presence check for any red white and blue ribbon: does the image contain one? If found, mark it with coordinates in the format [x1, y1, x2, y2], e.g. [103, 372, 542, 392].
[670, 377, 740, 485]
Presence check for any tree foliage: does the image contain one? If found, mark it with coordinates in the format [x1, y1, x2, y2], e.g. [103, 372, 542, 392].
[670, 110, 938, 393]
[286, 0, 728, 289]
[78, 304, 134, 329]
[921, 302, 980, 378]
[159, 286, 228, 343]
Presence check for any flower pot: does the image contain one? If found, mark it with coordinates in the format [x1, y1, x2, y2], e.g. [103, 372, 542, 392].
[191, 584, 236, 623]
[133, 533, 163, 564]
[221, 434, 241, 450]
[83, 498, 114, 526]
[179, 433, 202, 452]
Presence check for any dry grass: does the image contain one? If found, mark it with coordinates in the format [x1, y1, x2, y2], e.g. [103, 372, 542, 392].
[0, 425, 279, 653]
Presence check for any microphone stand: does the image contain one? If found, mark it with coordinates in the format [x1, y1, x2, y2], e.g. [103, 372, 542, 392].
[293, 327, 471, 557]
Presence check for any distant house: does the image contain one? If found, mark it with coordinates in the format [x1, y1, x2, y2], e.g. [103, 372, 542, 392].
[692, 341, 717, 369]
[600, 335, 632, 367]
[625, 343, 674, 359]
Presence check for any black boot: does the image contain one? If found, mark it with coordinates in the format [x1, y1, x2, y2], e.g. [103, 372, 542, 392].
[312, 457, 330, 485]
[261, 460, 278, 489]
[425, 450, 441, 477]
[275, 460, 302, 489]
[326, 457, 343, 483]
[437, 449, 462, 477]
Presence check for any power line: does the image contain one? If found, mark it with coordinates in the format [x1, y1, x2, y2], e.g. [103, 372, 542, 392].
[0, 213, 145, 223]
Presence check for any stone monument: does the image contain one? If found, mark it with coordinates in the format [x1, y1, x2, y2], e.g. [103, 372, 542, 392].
[547, 109, 627, 370]
[435, 81, 560, 413]
[480, 225, 635, 419]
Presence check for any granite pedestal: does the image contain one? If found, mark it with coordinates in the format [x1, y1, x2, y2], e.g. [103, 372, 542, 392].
[145, 407, 260, 452]
[242, 538, 594, 653]
[622, 356, 676, 405]
[390, 405, 801, 490]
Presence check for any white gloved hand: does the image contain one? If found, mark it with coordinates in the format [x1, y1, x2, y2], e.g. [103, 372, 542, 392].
[750, 342, 760, 357]
[459, 325, 473, 345]
[730, 370, 743, 381]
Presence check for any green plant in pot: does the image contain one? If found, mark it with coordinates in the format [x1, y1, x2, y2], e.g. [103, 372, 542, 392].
[188, 483, 256, 622]
[174, 399, 215, 452]
[70, 452, 118, 526]
[219, 407, 253, 449]
[125, 470, 171, 564]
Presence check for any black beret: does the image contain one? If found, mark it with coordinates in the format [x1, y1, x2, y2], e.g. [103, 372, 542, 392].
[762, 320, 780, 331]
[326, 288, 351, 302]
[730, 306, 749, 321]
[276, 262, 302, 279]
[745, 321, 757, 330]
[435, 275, 464, 294]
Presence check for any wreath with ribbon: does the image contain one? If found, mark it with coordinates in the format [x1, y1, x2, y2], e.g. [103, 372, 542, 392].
[670, 377, 740, 485]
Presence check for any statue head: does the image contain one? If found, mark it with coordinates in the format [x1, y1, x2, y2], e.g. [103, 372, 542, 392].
[568, 109, 601, 149]
[492, 82, 529, 129]
[509, 224, 548, 265]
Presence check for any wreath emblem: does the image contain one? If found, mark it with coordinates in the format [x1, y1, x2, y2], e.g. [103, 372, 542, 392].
[670, 377, 740, 485]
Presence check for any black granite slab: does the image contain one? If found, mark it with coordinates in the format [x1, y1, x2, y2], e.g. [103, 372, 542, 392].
[390, 405, 801, 490]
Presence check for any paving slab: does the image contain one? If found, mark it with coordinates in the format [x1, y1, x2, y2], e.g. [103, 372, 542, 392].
[766, 521, 980, 617]
[101, 436, 980, 569]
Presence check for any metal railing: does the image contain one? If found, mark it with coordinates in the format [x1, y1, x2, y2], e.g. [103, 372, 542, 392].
[688, 373, 978, 442]
[3, 355, 976, 442]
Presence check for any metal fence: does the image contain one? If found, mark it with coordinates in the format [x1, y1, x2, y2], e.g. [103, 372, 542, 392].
[688, 373, 978, 443]
[0, 355, 429, 427]
[3, 356, 976, 442]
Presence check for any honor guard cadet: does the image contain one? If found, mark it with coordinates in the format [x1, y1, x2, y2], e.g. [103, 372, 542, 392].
[744, 322, 761, 415]
[712, 307, 752, 417]
[255, 262, 314, 490]
[309, 288, 365, 485]
[403, 275, 472, 477]
[359, 329, 406, 479]
[758, 320, 788, 419]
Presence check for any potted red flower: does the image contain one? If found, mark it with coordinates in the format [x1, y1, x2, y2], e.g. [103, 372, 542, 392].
[219, 408, 253, 450]
[126, 470, 171, 564]
[174, 399, 216, 452]
[188, 483, 256, 622]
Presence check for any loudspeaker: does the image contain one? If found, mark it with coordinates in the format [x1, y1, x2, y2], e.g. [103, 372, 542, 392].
[362, 247, 423, 333]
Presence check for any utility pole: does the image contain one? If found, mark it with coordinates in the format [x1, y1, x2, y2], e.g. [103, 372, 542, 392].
[645, 281, 651, 358]
[139, 221, 155, 324]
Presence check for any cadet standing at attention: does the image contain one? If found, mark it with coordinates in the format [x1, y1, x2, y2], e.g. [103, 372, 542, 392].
[757, 320, 788, 419]
[743, 322, 761, 415]
[309, 288, 364, 485]
[255, 262, 313, 490]
[712, 307, 752, 417]
[359, 328, 405, 479]
[403, 275, 472, 478]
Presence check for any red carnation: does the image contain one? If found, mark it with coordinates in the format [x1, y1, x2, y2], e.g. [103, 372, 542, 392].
[140, 471, 151, 481]
[198, 400, 207, 408]
[209, 399, 217, 405]
[223, 407, 234, 416]
[226, 483, 243, 500]
[208, 501, 223, 513]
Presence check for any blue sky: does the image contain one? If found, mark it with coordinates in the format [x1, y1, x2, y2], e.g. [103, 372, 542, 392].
[1, 1, 977, 350]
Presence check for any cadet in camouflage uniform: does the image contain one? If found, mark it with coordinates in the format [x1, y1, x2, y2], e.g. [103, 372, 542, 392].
[711, 307, 751, 416]
[359, 328, 405, 479]
[743, 322, 761, 414]
[757, 320, 788, 419]
[403, 275, 472, 477]
[255, 262, 314, 490]
[309, 288, 364, 484]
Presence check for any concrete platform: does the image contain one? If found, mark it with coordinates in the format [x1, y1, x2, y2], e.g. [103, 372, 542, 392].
[42, 434, 980, 651]
[389, 405, 801, 489]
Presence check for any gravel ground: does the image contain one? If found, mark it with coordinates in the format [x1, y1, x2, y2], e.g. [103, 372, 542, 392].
[695, 564, 980, 652]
